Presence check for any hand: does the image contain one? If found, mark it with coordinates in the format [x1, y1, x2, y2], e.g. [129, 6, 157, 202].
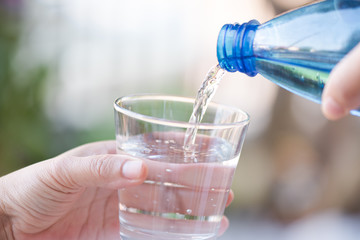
[322, 43, 360, 120]
[0, 141, 233, 240]
[0, 141, 147, 240]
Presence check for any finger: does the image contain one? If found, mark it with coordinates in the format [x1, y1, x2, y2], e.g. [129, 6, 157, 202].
[119, 183, 230, 216]
[52, 151, 147, 190]
[145, 160, 236, 190]
[59, 140, 117, 157]
[217, 216, 230, 237]
[226, 189, 234, 207]
[322, 43, 360, 120]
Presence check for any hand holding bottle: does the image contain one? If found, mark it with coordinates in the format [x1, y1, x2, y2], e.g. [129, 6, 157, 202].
[322, 43, 360, 120]
[217, 1, 360, 118]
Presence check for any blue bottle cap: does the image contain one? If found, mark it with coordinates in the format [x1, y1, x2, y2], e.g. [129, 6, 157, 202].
[217, 20, 260, 76]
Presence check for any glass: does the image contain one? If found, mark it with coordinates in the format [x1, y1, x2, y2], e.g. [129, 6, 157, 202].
[114, 94, 250, 240]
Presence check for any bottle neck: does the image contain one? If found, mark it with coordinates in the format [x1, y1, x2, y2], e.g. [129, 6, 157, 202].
[217, 20, 260, 76]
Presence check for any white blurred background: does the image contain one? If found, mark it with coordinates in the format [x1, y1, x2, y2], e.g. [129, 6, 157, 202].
[2, 0, 360, 239]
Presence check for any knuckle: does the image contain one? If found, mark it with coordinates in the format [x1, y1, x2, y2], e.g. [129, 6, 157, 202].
[91, 155, 113, 179]
[50, 156, 80, 191]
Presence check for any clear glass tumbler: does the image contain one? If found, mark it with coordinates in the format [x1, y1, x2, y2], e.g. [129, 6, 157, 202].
[114, 94, 250, 240]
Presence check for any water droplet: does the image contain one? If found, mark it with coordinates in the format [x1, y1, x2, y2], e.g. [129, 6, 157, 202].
[169, 140, 175, 143]
[155, 139, 162, 143]
[212, 204, 217, 207]
[156, 174, 162, 178]
[210, 198, 214, 201]
[164, 140, 169, 144]
[165, 168, 173, 173]
[211, 188, 215, 191]
[186, 209, 192, 214]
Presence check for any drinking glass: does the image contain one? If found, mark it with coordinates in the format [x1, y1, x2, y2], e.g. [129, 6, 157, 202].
[114, 94, 249, 240]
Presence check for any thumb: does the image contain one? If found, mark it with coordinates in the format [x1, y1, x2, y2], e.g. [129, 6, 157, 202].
[322, 43, 360, 120]
[52, 154, 148, 190]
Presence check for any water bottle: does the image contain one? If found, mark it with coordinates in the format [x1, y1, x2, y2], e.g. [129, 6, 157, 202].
[217, 0, 360, 116]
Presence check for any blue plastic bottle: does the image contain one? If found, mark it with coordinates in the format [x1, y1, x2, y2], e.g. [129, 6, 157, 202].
[217, 0, 360, 116]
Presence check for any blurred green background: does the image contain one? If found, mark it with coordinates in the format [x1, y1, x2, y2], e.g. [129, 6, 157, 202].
[0, 2, 52, 173]
[1, 0, 360, 239]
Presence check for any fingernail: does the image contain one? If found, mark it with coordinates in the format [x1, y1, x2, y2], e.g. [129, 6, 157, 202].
[122, 160, 144, 179]
[323, 97, 346, 120]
